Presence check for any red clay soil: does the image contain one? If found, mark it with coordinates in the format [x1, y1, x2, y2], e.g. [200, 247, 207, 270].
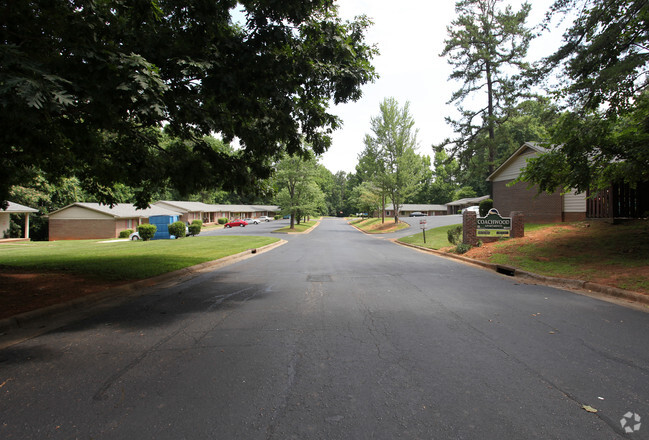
[0, 268, 127, 320]
[461, 222, 649, 295]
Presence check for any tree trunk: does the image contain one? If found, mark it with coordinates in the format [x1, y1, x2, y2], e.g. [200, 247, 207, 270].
[486, 59, 495, 198]
[381, 193, 385, 224]
[290, 212, 295, 229]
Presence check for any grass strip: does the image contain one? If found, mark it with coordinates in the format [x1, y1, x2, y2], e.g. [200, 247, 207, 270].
[397, 224, 460, 249]
[274, 220, 317, 233]
[0, 236, 279, 281]
[353, 218, 410, 234]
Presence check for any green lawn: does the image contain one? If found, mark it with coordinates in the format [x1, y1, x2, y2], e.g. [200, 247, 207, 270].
[0, 236, 279, 281]
[397, 224, 461, 249]
[274, 220, 318, 233]
[352, 218, 410, 233]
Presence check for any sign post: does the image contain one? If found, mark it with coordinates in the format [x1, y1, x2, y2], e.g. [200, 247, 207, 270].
[420, 219, 427, 243]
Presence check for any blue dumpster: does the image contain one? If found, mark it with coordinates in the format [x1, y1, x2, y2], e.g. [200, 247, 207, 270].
[149, 215, 180, 240]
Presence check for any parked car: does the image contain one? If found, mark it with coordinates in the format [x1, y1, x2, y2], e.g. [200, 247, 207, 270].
[224, 219, 248, 228]
[244, 218, 260, 224]
[258, 216, 273, 222]
[462, 206, 480, 214]
[282, 214, 291, 219]
[129, 231, 141, 240]
[409, 211, 425, 217]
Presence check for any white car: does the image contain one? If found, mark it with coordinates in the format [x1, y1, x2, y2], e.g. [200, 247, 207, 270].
[244, 218, 260, 224]
[462, 206, 480, 214]
[258, 216, 273, 222]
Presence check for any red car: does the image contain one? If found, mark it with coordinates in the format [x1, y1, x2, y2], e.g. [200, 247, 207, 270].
[224, 219, 248, 228]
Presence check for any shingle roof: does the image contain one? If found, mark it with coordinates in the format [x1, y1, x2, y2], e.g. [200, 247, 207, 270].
[50, 203, 181, 218]
[445, 195, 491, 206]
[487, 141, 549, 181]
[154, 201, 212, 212]
[385, 204, 448, 211]
[3, 201, 39, 213]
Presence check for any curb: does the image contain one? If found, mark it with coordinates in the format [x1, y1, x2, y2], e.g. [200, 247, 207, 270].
[272, 219, 321, 234]
[0, 239, 287, 334]
[347, 220, 410, 235]
[394, 240, 649, 308]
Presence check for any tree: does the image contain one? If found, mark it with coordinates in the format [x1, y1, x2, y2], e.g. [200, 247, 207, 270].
[1, 1, 377, 209]
[438, 0, 534, 186]
[365, 98, 424, 223]
[521, 0, 649, 193]
[273, 153, 325, 229]
[350, 181, 382, 216]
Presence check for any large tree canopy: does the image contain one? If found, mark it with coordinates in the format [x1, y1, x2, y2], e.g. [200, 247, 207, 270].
[1, 0, 377, 208]
[521, 0, 649, 193]
[438, 0, 533, 179]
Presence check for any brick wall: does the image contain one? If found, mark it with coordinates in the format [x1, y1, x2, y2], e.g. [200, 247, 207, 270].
[49, 219, 116, 240]
[493, 179, 563, 223]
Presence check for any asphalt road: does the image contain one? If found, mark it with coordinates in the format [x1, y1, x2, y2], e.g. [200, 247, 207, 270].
[1, 218, 648, 439]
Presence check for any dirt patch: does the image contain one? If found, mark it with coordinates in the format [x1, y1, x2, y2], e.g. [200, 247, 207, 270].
[462, 221, 649, 294]
[0, 268, 127, 320]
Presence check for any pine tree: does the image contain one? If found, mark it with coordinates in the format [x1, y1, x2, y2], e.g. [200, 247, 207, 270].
[438, 0, 534, 187]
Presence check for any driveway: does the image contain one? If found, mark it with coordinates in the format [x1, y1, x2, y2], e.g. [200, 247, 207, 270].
[0, 218, 646, 439]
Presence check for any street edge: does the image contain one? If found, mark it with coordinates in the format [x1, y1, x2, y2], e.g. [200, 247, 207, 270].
[394, 240, 649, 308]
[271, 219, 321, 234]
[0, 239, 287, 335]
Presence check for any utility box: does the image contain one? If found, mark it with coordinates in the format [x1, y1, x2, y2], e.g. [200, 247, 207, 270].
[149, 215, 180, 240]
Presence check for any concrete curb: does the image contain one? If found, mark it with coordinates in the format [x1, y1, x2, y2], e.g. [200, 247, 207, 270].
[272, 219, 321, 234]
[347, 219, 411, 235]
[394, 240, 649, 308]
[0, 239, 287, 334]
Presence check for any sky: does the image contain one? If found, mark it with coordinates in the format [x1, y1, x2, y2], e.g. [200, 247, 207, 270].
[320, 0, 565, 174]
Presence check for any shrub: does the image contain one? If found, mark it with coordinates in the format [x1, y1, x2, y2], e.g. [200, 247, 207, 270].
[456, 243, 472, 254]
[479, 199, 493, 217]
[218, 217, 228, 224]
[447, 225, 463, 245]
[119, 229, 133, 239]
[274, 215, 282, 220]
[168, 221, 187, 238]
[188, 220, 202, 236]
[137, 224, 157, 241]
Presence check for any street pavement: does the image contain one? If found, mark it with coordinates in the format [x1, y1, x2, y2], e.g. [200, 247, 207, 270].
[1, 218, 648, 439]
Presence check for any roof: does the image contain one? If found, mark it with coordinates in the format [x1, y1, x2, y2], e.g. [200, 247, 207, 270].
[385, 204, 448, 211]
[487, 141, 549, 181]
[446, 195, 491, 207]
[155, 202, 281, 213]
[49, 203, 181, 219]
[2, 201, 38, 213]
[154, 201, 211, 213]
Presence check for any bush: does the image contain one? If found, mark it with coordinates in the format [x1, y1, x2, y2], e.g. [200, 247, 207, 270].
[447, 225, 463, 245]
[137, 224, 157, 241]
[188, 220, 202, 236]
[479, 199, 493, 217]
[456, 243, 472, 254]
[119, 229, 133, 239]
[274, 215, 282, 220]
[218, 217, 228, 224]
[168, 221, 187, 238]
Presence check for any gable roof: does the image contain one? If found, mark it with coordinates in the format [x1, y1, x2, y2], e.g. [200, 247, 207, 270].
[487, 141, 549, 181]
[154, 201, 211, 213]
[154, 202, 281, 213]
[49, 203, 181, 219]
[2, 201, 39, 213]
[385, 204, 448, 211]
[446, 195, 491, 207]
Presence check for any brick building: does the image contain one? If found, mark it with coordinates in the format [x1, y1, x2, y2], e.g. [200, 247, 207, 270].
[487, 142, 587, 223]
[48, 203, 181, 241]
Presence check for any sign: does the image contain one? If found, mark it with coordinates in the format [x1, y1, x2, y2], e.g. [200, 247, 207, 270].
[419, 219, 427, 228]
[476, 208, 511, 237]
